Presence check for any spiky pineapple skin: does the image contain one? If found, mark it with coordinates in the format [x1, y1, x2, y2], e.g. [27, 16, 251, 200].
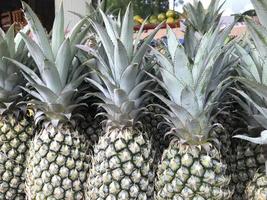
[141, 102, 170, 163]
[215, 100, 265, 200]
[155, 143, 232, 200]
[229, 141, 265, 200]
[0, 114, 33, 200]
[87, 129, 155, 200]
[246, 172, 267, 200]
[25, 123, 90, 200]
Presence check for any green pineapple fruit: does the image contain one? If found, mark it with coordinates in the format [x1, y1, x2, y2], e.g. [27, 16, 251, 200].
[233, 1, 267, 199]
[246, 172, 267, 200]
[150, 25, 234, 199]
[78, 4, 163, 199]
[0, 25, 35, 199]
[5, 2, 91, 199]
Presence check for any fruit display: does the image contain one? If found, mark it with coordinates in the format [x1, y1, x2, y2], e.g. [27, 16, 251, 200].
[1, 0, 267, 199]
[134, 9, 179, 27]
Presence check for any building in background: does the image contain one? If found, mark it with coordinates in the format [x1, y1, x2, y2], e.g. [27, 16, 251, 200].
[0, 0, 54, 32]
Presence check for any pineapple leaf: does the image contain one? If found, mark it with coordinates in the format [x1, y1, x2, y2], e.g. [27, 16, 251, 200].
[167, 26, 179, 61]
[159, 67, 184, 104]
[233, 134, 265, 145]
[89, 19, 114, 70]
[235, 43, 261, 83]
[86, 77, 110, 98]
[245, 17, 267, 58]
[19, 32, 46, 71]
[114, 39, 129, 83]
[234, 87, 267, 120]
[15, 25, 30, 56]
[52, 0, 64, 56]
[55, 38, 72, 85]
[132, 21, 164, 65]
[181, 86, 199, 116]
[133, 17, 149, 53]
[262, 60, 267, 85]
[173, 46, 191, 85]
[120, 64, 138, 93]
[129, 80, 151, 100]
[4, 57, 44, 86]
[20, 86, 44, 101]
[41, 59, 62, 94]
[251, 0, 267, 29]
[5, 24, 15, 58]
[121, 100, 135, 114]
[31, 83, 58, 103]
[150, 47, 174, 74]
[114, 89, 127, 107]
[120, 3, 133, 59]
[22, 1, 54, 61]
[99, 9, 118, 44]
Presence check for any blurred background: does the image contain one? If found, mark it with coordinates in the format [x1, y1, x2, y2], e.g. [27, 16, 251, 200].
[0, 0, 255, 31]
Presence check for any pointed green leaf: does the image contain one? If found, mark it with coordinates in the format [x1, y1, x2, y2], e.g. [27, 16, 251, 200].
[251, 0, 267, 29]
[167, 26, 178, 60]
[56, 39, 72, 85]
[5, 24, 15, 58]
[120, 3, 133, 59]
[22, 2, 54, 61]
[132, 22, 164, 65]
[114, 39, 129, 83]
[245, 17, 267, 58]
[19, 32, 45, 71]
[52, 0, 64, 56]
[4, 57, 44, 86]
[41, 59, 62, 94]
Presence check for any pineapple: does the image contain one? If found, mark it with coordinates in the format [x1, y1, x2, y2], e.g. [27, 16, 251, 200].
[232, 0, 267, 199]
[78, 4, 163, 199]
[5, 2, 91, 199]
[150, 25, 233, 199]
[0, 25, 35, 199]
[246, 172, 267, 200]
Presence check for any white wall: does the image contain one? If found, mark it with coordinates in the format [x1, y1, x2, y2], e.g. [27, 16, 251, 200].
[171, 0, 254, 15]
[55, 0, 87, 29]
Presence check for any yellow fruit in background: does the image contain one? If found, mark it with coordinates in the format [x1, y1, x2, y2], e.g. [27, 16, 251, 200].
[166, 10, 176, 18]
[158, 13, 166, 22]
[150, 18, 159, 25]
[138, 18, 144, 24]
[134, 15, 142, 21]
[149, 15, 158, 21]
[134, 21, 141, 25]
[166, 17, 175, 24]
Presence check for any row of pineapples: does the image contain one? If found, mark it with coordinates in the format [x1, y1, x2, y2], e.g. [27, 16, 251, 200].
[0, 0, 267, 199]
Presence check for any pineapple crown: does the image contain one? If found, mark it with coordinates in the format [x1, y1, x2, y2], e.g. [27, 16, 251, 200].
[149, 25, 234, 145]
[5, 1, 89, 126]
[0, 24, 30, 114]
[183, 0, 225, 62]
[183, 0, 224, 35]
[78, 4, 162, 130]
[233, 0, 267, 149]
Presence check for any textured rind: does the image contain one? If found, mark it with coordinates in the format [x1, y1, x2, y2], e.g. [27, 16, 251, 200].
[246, 172, 267, 200]
[86, 128, 155, 200]
[214, 100, 265, 200]
[155, 143, 233, 200]
[25, 123, 90, 200]
[0, 114, 33, 200]
[229, 142, 265, 200]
